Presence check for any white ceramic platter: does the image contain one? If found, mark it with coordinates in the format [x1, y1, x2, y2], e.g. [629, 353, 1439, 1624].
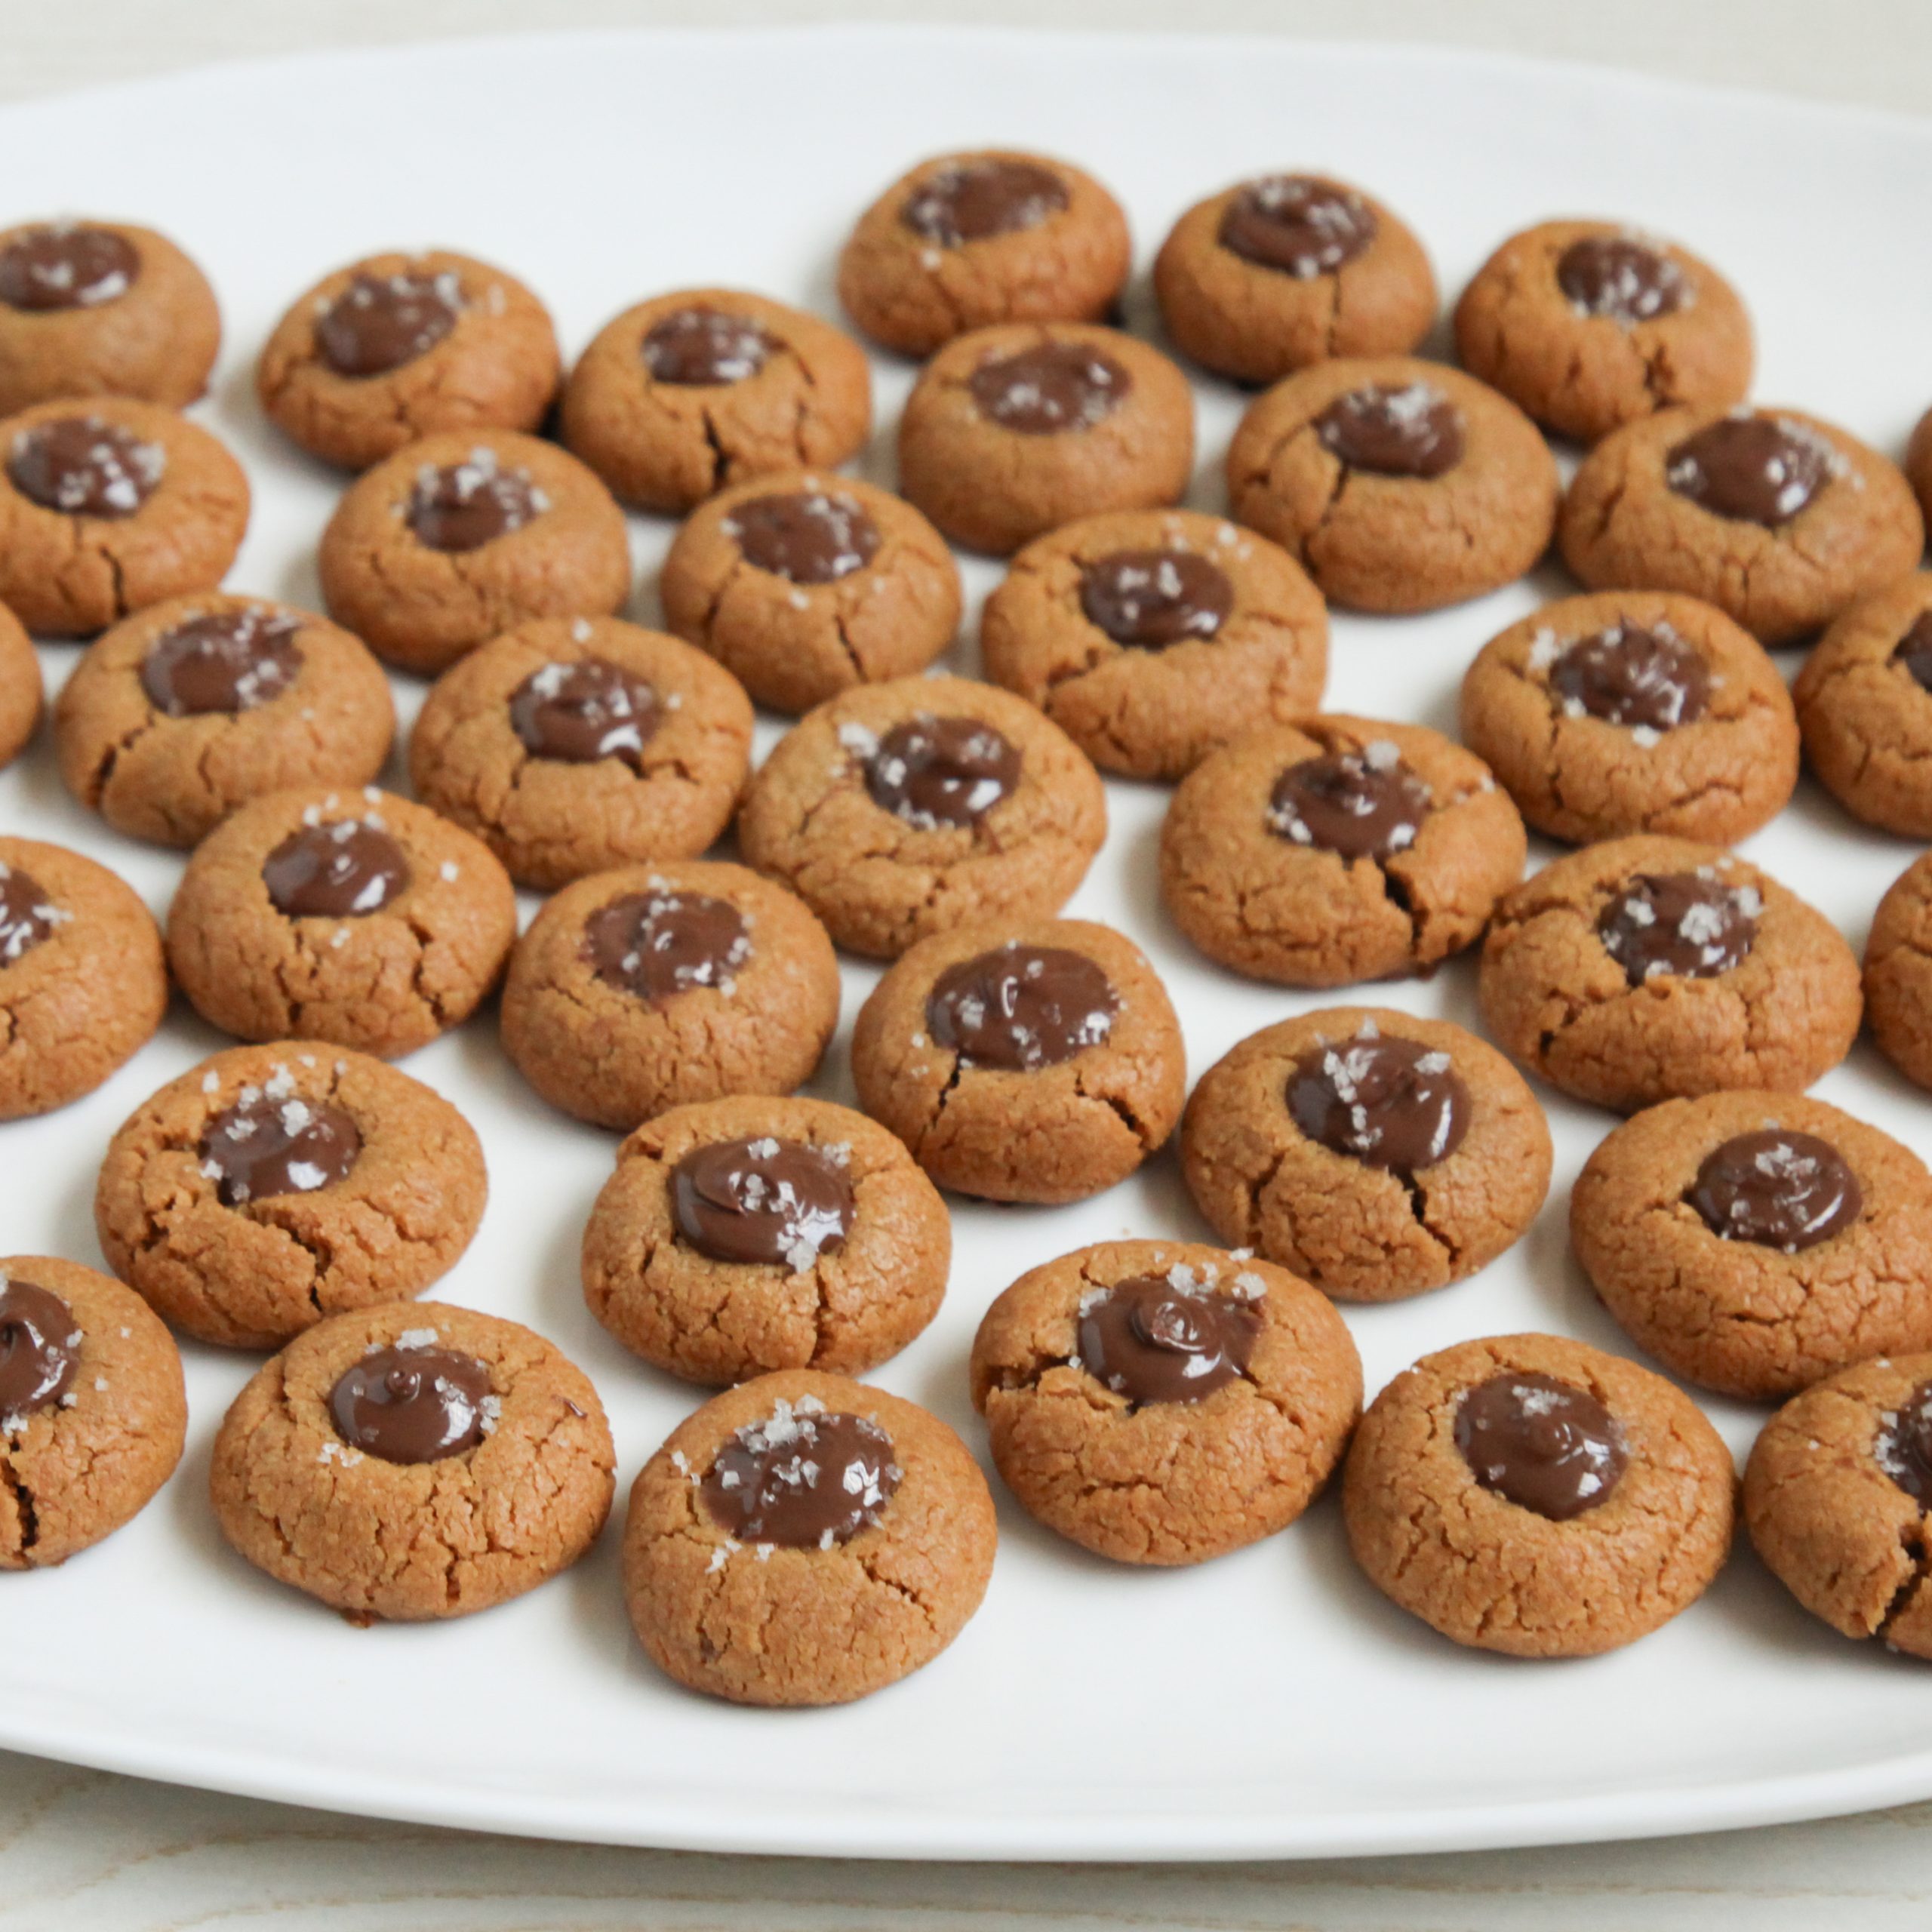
[2, 24, 1932, 1862]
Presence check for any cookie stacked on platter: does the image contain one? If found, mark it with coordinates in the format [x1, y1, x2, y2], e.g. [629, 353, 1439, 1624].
[1, 139, 1929, 1700]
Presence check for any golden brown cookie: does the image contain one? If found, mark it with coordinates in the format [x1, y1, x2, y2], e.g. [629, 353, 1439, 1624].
[1343, 1332, 1734, 1657]
[1180, 1007, 1551, 1303]
[561, 288, 870, 515]
[1478, 835, 1861, 1113]
[0, 398, 248, 637]
[970, 1239, 1361, 1566]
[408, 616, 753, 890]
[96, 1041, 488, 1351]
[166, 786, 517, 1060]
[851, 916, 1184, 1204]
[980, 508, 1327, 780]
[1454, 220, 1752, 444]
[0, 599, 42, 769]
[210, 1301, 614, 1622]
[53, 592, 394, 848]
[257, 250, 560, 472]
[623, 1369, 996, 1705]
[1226, 356, 1558, 612]
[737, 675, 1106, 960]
[1573, 1091, 1932, 1402]
[580, 1095, 949, 1385]
[1745, 1353, 1932, 1660]
[1161, 717, 1524, 986]
[897, 322, 1194, 555]
[660, 472, 960, 715]
[837, 149, 1131, 358]
[317, 429, 631, 675]
[1559, 405, 1924, 646]
[1153, 172, 1435, 386]
[500, 859, 839, 1133]
[0, 1256, 185, 1569]
[1459, 589, 1798, 846]
[1863, 850, 1932, 1094]
[1794, 573, 1932, 837]
[0, 835, 166, 1119]
[0, 219, 220, 414]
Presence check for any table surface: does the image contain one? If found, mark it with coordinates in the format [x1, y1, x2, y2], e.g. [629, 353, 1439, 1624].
[7, 2, 1932, 1925]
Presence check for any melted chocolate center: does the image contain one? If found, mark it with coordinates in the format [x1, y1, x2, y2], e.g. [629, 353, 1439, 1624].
[8, 415, 162, 516]
[1548, 621, 1709, 732]
[406, 451, 546, 552]
[328, 1343, 494, 1464]
[1079, 548, 1233, 648]
[1875, 1380, 1932, 1506]
[1892, 610, 1932, 694]
[968, 341, 1129, 435]
[0, 1279, 81, 1426]
[1076, 1271, 1261, 1406]
[0, 225, 138, 312]
[1288, 1030, 1471, 1176]
[728, 489, 880, 585]
[901, 159, 1069, 246]
[509, 658, 658, 769]
[197, 1092, 361, 1208]
[1667, 416, 1832, 527]
[862, 715, 1021, 830]
[140, 607, 304, 717]
[263, 819, 411, 919]
[1315, 384, 1465, 478]
[1687, 1128, 1863, 1252]
[1267, 742, 1432, 860]
[1455, 1371, 1629, 1521]
[0, 863, 61, 965]
[670, 1136, 854, 1270]
[641, 308, 772, 386]
[1556, 235, 1687, 326]
[1218, 174, 1376, 278]
[700, 1399, 900, 1547]
[925, 942, 1118, 1071]
[582, 888, 750, 1004]
[1597, 869, 1760, 984]
[316, 269, 461, 377]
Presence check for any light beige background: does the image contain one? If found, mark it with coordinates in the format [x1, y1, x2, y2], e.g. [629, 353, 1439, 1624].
[5, 5, 1931, 1927]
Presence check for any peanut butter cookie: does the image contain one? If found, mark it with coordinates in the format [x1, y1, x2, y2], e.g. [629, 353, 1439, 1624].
[971, 1240, 1361, 1565]
[1862, 849, 1932, 1094]
[0, 599, 42, 769]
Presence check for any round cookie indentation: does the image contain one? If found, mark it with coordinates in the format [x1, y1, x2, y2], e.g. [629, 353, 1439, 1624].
[623, 1370, 996, 1703]
[863, 715, 1022, 830]
[1880, 1383, 1932, 1505]
[728, 487, 878, 584]
[8, 412, 162, 516]
[0, 1278, 81, 1422]
[1556, 234, 1687, 325]
[198, 1091, 361, 1208]
[968, 340, 1129, 435]
[329, 1342, 493, 1463]
[1454, 1371, 1629, 1520]
[1078, 546, 1232, 647]
[1478, 834, 1859, 1113]
[970, 1239, 1361, 1566]
[140, 606, 303, 716]
[1549, 622, 1709, 730]
[1315, 381, 1464, 478]
[1666, 413, 1833, 527]
[1572, 1090, 1932, 1399]
[1343, 1332, 1735, 1656]
[1268, 741, 1433, 859]
[902, 158, 1069, 246]
[316, 268, 461, 377]
[508, 657, 657, 769]
[263, 817, 411, 919]
[641, 307, 773, 385]
[583, 887, 750, 1003]
[0, 225, 138, 312]
[1180, 1006, 1551, 1302]
[0, 861, 61, 963]
[1219, 174, 1375, 276]
[669, 1136, 854, 1270]
[405, 448, 546, 552]
[853, 916, 1183, 1205]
